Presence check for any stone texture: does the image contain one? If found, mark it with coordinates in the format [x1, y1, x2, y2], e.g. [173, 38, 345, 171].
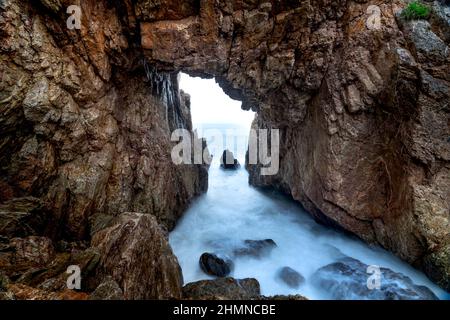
[0, 0, 209, 242]
[183, 277, 261, 300]
[0, 0, 449, 296]
[140, 0, 449, 291]
[89, 276, 124, 300]
[312, 257, 439, 300]
[91, 212, 183, 299]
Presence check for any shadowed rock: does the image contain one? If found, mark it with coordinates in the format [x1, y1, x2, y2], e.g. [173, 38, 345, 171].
[220, 150, 240, 170]
[312, 257, 439, 300]
[233, 239, 277, 258]
[277, 267, 305, 289]
[199, 253, 233, 277]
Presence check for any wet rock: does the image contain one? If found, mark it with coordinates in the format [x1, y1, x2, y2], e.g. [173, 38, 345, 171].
[89, 276, 124, 300]
[183, 277, 260, 300]
[312, 257, 439, 300]
[233, 239, 277, 258]
[199, 253, 233, 277]
[92, 213, 183, 299]
[277, 267, 305, 289]
[220, 150, 240, 170]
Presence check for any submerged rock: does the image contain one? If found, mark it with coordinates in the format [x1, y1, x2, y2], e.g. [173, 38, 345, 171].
[183, 277, 260, 300]
[233, 239, 277, 258]
[199, 253, 233, 277]
[312, 257, 439, 300]
[220, 150, 240, 170]
[277, 267, 305, 289]
[207, 238, 277, 259]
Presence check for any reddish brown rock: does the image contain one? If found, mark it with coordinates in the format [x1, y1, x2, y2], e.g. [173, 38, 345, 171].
[91, 212, 183, 299]
[0, 0, 449, 295]
[10, 236, 55, 266]
[140, 0, 449, 291]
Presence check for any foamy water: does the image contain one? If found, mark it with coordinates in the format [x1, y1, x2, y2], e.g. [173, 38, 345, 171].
[169, 129, 449, 300]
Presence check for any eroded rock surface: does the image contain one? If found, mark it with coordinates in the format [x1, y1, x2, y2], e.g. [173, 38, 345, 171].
[0, 0, 449, 297]
[92, 212, 183, 300]
[139, 0, 450, 291]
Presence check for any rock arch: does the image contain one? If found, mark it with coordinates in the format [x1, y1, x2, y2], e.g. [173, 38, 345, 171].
[0, 0, 449, 292]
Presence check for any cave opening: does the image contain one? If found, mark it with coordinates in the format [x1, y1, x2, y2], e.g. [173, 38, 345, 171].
[178, 73, 255, 165]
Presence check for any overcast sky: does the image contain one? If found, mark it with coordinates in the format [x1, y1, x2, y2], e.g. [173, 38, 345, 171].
[179, 73, 255, 129]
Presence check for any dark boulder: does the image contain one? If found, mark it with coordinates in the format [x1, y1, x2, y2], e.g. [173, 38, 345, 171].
[312, 257, 439, 300]
[220, 150, 240, 170]
[199, 253, 233, 277]
[277, 267, 305, 289]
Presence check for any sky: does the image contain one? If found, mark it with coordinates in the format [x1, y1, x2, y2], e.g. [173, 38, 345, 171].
[179, 73, 255, 130]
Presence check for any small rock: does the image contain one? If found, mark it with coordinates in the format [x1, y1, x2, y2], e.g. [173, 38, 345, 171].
[277, 267, 305, 289]
[89, 276, 124, 300]
[199, 253, 233, 277]
[220, 150, 240, 170]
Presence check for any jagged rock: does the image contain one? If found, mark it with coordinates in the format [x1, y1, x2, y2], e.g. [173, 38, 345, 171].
[199, 253, 233, 277]
[220, 150, 240, 170]
[311, 257, 439, 300]
[183, 277, 260, 300]
[92, 213, 183, 299]
[89, 276, 124, 300]
[10, 237, 55, 266]
[276, 267, 305, 289]
[0, 197, 46, 238]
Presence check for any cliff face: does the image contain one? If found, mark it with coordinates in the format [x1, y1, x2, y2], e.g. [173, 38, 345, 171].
[0, 0, 208, 240]
[0, 0, 207, 299]
[0, 0, 449, 297]
[140, 0, 449, 291]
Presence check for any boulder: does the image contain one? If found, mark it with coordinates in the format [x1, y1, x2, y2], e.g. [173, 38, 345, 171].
[199, 253, 233, 277]
[220, 150, 240, 170]
[92, 212, 183, 299]
[183, 277, 260, 300]
[276, 267, 305, 289]
[312, 257, 439, 300]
